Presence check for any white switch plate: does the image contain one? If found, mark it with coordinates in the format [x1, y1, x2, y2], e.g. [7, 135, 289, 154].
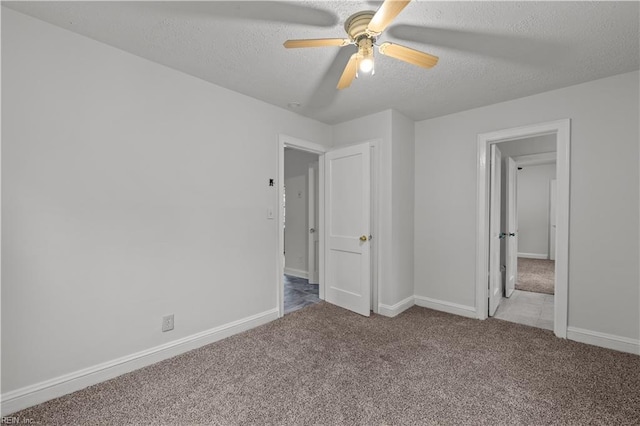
[162, 314, 174, 332]
[267, 207, 274, 219]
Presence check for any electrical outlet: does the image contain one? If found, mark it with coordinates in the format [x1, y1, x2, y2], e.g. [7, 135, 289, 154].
[162, 314, 174, 332]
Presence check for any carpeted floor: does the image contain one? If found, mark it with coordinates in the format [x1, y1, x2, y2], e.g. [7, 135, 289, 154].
[516, 257, 555, 295]
[10, 303, 639, 425]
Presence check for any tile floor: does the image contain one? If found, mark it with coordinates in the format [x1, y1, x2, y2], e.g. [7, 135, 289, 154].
[493, 289, 554, 330]
[284, 274, 320, 314]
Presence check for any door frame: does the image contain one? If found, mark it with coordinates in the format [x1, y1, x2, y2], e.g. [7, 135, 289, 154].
[277, 135, 327, 318]
[369, 140, 381, 315]
[504, 156, 517, 299]
[549, 179, 557, 261]
[488, 144, 503, 316]
[307, 161, 319, 284]
[475, 119, 570, 338]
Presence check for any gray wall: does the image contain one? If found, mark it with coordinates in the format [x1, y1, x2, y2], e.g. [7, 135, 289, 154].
[517, 164, 557, 258]
[391, 111, 416, 304]
[1, 8, 332, 394]
[415, 71, 639, 340]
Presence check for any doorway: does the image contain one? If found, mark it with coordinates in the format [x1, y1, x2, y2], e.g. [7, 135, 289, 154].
[283, 147, 321, 314]
[492, 138, 557, 330]
[277, 135, 379, 318]
[277, 135, 327, 317]
[476, 119, 570, 338]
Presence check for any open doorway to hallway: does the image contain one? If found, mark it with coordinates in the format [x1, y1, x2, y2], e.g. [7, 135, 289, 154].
[476, 119, 569, 337]
[491, 135, 557, 330]
[283, 147, 321, 314]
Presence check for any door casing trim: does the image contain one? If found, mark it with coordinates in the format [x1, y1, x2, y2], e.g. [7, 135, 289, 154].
[475, 119, 570, 338]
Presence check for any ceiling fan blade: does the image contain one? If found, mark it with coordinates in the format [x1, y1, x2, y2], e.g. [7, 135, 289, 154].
[378, 42, 439, 68]
[337, 54, 358, 89]
[284, 38, 351, 48]
[307, 46, 357, 108]
[367, 0, 412, 35]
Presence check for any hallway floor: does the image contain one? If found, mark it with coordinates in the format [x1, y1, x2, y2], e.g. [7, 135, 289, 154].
[494, 289, 554, 330]
[284, 275, 320, 314]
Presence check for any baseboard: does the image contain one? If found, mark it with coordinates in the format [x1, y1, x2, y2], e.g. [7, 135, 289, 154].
[518, 252, 549, 260]
[1, 308, 279, 416]
[566, 327, 640, 355]
[378, 296, 415, 317]
[414, 296, 477, 319]
[283, 268, 308, 279]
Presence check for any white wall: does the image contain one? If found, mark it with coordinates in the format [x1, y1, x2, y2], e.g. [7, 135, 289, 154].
[1, 8, 331, 396]
[283, 149, 318, 276]
[415, 71, 640, 341]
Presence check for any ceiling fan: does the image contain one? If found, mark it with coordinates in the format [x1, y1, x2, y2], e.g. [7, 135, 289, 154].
[283, 0, 438, 90]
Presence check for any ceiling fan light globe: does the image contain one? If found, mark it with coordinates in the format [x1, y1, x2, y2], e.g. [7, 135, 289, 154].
[359, 57, 374, 73]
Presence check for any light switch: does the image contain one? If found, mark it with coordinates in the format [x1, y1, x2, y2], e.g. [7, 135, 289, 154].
[267, 207, 274, 219]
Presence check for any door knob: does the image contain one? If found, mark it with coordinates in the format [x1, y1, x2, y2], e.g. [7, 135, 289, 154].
[360, 235, 368, 242]
[509, 233, 515, 237]
[309, 228, 315, 233]
[499, 232, 507, 239]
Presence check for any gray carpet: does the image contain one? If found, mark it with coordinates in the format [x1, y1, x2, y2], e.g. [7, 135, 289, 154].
[516, 257, 555, 295]
[10, 303, 639, 425]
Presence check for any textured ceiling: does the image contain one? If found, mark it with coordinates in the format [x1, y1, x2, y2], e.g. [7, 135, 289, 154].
[4, 1, 639, 124]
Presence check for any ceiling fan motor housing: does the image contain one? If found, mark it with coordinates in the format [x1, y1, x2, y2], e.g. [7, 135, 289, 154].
[283, 1, 439, 90]
[344, 11, 377, 40]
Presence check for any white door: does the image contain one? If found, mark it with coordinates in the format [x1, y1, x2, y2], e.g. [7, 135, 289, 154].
[307, 162, 319, 284]
[549, 179, 557, 261]
[505, 157, 518, 298]
[324, 142, 371, 317]
[489, 144, 503, 316]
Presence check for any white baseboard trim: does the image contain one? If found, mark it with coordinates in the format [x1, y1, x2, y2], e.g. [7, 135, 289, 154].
[283, 268, 308, 279]
[1, 308, 279, 416]
[566, 326, 640, 355]
[378, 296, 415, 317]
[518, 252, 549, 260]
[414, 296, 477, 319]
